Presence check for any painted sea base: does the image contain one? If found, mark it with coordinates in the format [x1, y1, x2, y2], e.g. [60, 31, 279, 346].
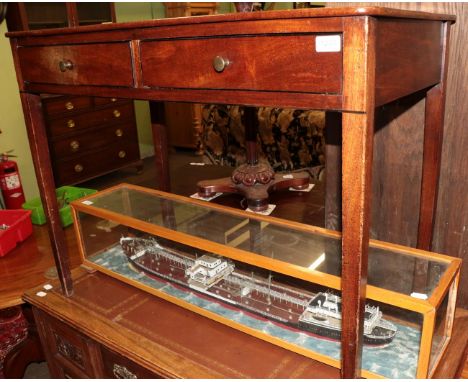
[90, 245, 421, 378]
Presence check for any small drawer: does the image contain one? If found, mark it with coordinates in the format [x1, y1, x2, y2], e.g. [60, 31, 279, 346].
[51, 123, 138, 159]
[18, 43, 134, 87]
[140, 34, 342, 94]
[101, 346, 163, 378]
[47, 102, 135, 137]
[43, 96, 92, 117]
[54, 142, 140, 185]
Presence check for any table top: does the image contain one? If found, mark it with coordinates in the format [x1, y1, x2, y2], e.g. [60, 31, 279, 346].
[6, 6, 455, 38]
[0, 225, 82, 309]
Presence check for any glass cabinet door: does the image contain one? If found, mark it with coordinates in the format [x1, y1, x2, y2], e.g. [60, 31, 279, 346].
[76, 3, 113, 26]
[25, 3, 68, 30]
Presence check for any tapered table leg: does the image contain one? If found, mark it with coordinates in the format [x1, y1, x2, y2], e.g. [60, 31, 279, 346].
[20, 93, 73, 296]
[413, 22, 451, 294]
[149, 101, 171, 192]
[417, 22, 451, 251]
[340, 111, 374, 378]
[340, 16, 376, 378]
[324, 112, 342, 231]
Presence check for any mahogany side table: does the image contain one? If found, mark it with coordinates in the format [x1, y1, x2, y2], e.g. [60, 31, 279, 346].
[6, 7, 455, 377]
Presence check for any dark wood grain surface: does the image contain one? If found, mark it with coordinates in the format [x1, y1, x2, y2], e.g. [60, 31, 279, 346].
[5, 6, 455, 38]
[140, 35, 342, 93]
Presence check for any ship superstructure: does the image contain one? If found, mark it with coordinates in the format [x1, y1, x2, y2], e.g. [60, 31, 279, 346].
[186, 255, 235, 290]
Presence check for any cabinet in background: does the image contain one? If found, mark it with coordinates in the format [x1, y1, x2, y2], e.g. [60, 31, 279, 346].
[6, 2, 116, 31]
[6, 2, 142, 185]
[42, 96, 142, 186]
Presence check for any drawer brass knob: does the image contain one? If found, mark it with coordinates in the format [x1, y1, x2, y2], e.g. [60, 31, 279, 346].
[70, 140, 80, 151]
[111, 98, 117, 102]
[115, 128, 123, 137]
[113, 109, 121, 118]
[213, 56, 230, 73]
[67, 119, 75, 128]
[59, 60, 74, 72]
[118, 150, 126, 158]
[74, 164, 83, 173]
[65, 102, 74, 110]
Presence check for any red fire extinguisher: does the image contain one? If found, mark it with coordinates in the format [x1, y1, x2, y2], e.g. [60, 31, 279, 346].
[0, 151, 26, 209]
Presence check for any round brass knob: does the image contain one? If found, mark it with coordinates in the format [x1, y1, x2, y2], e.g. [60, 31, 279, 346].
[212, 56, 230, 73]
[118, 150, 126, 158]
[113, 109, 121, 118]
[111, 98, 117, 102]
[65, 102, 74, 110]
[59, 60, 73, 72]
[67, 119, 75, 128]
[70, 140, 80, 152]
[74, 164, 83, 173]
[115, 129, 123, 137]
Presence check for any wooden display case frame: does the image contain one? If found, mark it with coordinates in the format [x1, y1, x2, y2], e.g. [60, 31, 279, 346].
[71, 183, 461, 378]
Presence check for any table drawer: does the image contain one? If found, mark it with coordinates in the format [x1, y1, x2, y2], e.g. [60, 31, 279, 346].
[54, 141, 140, 185]
[18, 43, 134, 87]
[43, 96, 92, 117]
[51, 122, 138, 159]
[101, 346, 164, 378]
[141, 34, 342, 94]
[48, 102, 135, 137]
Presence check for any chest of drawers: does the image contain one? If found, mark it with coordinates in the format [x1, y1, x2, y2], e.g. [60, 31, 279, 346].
[41, 95, 142, 186]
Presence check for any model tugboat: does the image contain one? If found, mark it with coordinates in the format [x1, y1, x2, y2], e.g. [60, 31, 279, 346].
[120, 236, 397, 345]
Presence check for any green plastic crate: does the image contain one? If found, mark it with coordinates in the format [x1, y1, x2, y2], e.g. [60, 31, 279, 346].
[22, 186, 97, 227]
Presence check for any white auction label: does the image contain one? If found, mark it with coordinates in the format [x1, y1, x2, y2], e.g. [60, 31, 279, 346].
[316, 35, 341, 52]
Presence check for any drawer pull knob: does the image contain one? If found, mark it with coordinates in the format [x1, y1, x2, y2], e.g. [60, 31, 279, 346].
[113, 364, 137, 379]
[65, 102, 74, 110]
[113, 109, 121, 118]
[59, 60, 74, 72]
[118, 150, 126, 158]
[115, 129, 123, 137]
[74, 164, 83, 173]
[70, 140, 80, 151]
[67, 119, 75, 128]
[213, 56, 230, 73]
[111, 98, 117, 102]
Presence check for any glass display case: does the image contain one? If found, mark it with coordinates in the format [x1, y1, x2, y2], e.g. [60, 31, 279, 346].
[70, 184, 461, 379]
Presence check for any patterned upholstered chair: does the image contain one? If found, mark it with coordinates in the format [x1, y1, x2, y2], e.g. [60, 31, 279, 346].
[200, 105, 326, 180]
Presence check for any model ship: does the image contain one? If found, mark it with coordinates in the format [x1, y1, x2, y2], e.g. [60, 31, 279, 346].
[120, 236, 397, 345]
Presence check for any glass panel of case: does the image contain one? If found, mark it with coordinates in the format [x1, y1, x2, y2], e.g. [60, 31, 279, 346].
[76, 210, 423, 379]
[429, 291, 450, 373]
[85, 185, 448, 298]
